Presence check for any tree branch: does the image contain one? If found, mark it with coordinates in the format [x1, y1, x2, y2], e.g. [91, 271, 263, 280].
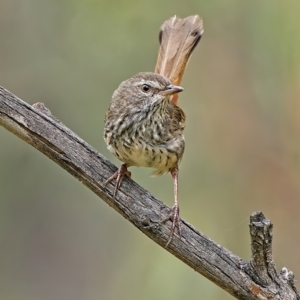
[0, 86, 299, 300]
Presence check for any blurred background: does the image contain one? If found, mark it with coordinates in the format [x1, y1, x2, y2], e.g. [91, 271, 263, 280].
[1, 0, 300, 299]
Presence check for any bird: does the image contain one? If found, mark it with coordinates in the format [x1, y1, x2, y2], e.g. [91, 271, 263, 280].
[104, 15, 203, 247]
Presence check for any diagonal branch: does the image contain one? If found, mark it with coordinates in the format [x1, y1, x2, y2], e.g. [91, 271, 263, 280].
[0, 86, 299, 300]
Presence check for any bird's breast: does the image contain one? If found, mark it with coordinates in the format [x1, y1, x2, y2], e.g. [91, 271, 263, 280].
[104, 102, 185, 174]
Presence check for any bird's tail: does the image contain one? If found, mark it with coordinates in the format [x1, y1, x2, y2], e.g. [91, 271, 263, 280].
[155, 15, 203, 105]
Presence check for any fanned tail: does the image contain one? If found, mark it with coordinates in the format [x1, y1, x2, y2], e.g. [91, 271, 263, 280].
[155, 15, 203, 105]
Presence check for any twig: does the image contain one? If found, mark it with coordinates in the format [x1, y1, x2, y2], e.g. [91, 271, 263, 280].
[0, 86, 299, 299]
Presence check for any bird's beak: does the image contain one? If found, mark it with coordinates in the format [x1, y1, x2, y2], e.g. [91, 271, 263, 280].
[160, 84, 184, 96]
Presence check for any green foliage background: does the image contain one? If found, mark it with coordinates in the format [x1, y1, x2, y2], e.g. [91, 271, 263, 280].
[1, 1, 300, 299]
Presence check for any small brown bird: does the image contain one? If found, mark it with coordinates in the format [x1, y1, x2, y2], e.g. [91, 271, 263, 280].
[104, 15, 203, 246]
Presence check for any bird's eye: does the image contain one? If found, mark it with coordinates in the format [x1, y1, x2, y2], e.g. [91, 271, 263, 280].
[141, 84, 150, 93]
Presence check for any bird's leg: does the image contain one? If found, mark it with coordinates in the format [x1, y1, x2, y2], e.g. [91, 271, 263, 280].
[104, 163, 131, 197]
[161, 167, 181, 247]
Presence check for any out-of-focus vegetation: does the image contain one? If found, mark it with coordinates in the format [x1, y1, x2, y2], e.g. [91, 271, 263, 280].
[1, 1, 300, 299]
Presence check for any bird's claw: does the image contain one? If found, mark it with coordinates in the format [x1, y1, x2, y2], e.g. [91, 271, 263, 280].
[161, 205, 181, 247]
[104, 164, 131, 197]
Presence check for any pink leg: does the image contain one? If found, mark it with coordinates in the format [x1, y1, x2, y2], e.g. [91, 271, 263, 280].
[104, 164, 131, 197]
[161, 167, 181, 247]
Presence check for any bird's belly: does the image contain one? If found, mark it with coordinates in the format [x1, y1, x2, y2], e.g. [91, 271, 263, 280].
[107, 137, 184, 175]
[129, 146, 178, 174]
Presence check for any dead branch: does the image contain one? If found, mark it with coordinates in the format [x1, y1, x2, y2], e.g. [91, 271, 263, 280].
[0, 86, 299, 300]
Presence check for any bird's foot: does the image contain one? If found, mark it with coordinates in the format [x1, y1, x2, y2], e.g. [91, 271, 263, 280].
[161, 204, 181, 247]
[104, 164, 131, 197]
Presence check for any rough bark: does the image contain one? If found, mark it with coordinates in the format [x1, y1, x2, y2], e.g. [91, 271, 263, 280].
[0, 86, 299, 300]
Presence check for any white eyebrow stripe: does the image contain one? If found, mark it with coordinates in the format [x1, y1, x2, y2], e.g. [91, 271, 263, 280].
[133, 80, 164, 90]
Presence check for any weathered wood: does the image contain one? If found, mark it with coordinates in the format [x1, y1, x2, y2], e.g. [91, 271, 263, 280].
[0, 86, 299, 299]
